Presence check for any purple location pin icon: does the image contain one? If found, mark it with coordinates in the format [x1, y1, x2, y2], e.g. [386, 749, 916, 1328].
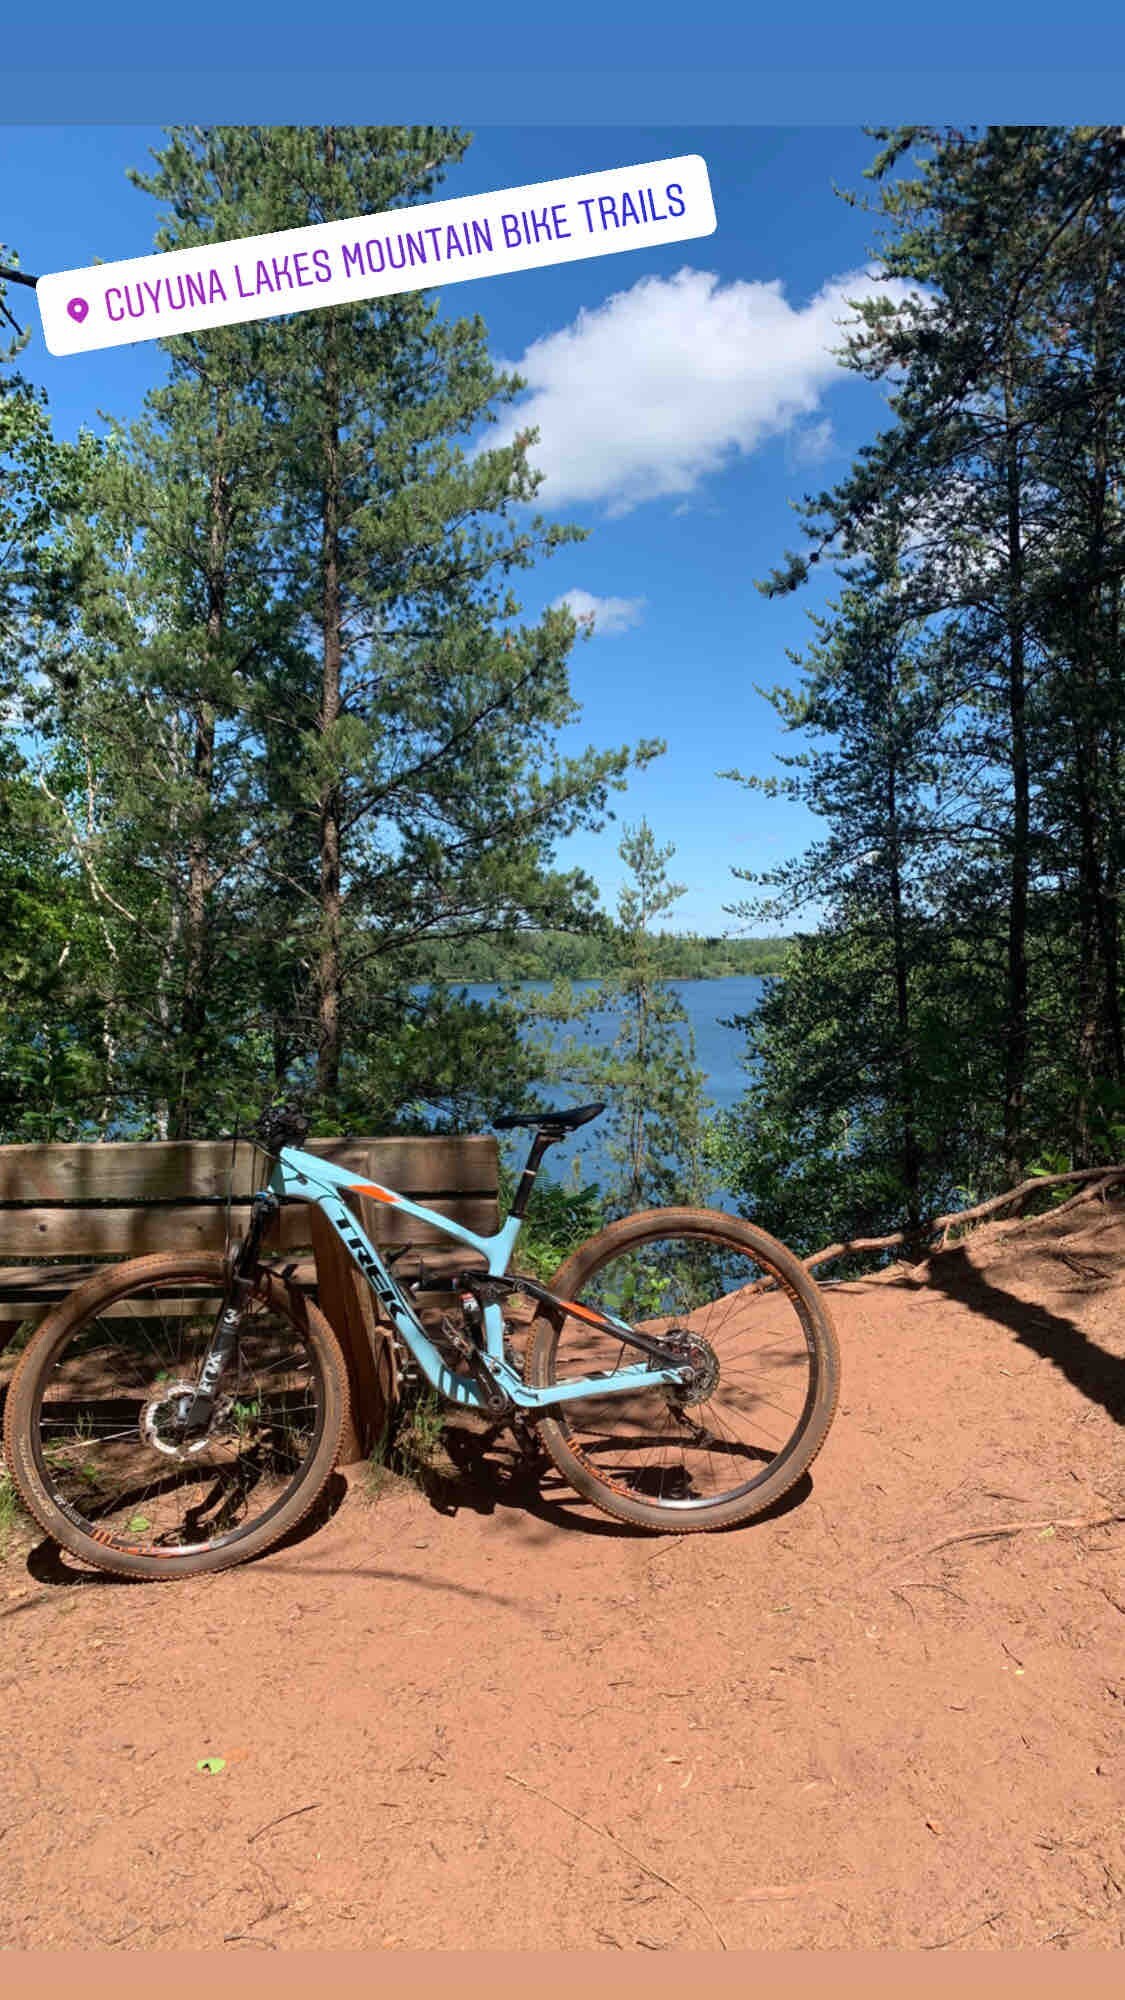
[67, 297, 89, 323]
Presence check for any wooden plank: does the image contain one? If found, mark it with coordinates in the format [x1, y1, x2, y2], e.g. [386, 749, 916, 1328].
[308, 1207, 395, 1465]
[0, 1238, 400, 1458]
[0, 1247, 485, 1322]
[1, 1263, 319, 1325]
[0, 1193, 500, 1259]
[0, 1135, 499, 1203]
[0, 1234, 499, 1319]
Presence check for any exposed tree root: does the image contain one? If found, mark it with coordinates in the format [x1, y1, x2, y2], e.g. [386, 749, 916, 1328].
[802, 1165, 1125, 1276]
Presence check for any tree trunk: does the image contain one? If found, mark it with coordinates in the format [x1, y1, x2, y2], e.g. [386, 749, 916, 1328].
[1073, 762, 1102, 1164]
[316, 128, 344, 1105]
[1073, 193, 1119, 1154]
[1090, 198, 1124, 1082]
[885, 687, 921, 1235]
[1002, 356, 1031, 1185]
[1104, 499, 1124, 1086]
[173, 402, 226, 1139]
[627, 972, 650, 1210]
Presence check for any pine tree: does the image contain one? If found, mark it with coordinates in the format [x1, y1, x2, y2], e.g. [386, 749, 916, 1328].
[52, 337, 289, 1136]
[132, 126, 659, 1127]
[740, 125, 1125, 1228]
[720, 521, 977, 1243]
[529, 821, 708, 1212]
[0, 252, 108, 1138]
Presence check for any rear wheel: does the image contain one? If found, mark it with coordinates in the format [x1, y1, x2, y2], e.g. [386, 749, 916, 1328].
[3, 1251, 347, 1580]
[526, 1208, 840, 1532]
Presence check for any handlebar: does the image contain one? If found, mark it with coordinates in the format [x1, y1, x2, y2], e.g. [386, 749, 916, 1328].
[254, 1101, 311, 1153]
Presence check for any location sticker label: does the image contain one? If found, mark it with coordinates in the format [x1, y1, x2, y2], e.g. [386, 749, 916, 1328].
[37, 155, 717, 356]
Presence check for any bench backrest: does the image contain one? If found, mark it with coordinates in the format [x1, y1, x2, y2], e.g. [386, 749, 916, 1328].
[0, 1135, 500, 1287]
[0, 1135, 501, 1456]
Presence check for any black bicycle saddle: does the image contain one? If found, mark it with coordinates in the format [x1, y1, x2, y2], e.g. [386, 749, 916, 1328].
[492, 1102, 605, 1133]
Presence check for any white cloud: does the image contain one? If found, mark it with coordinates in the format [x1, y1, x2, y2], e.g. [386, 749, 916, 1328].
[552, 587, 645, 636]
[494, 264, 907, 514]
[787, 417, 837, 467]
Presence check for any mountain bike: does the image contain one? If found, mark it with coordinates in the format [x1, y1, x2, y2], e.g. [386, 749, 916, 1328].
[3, 1103, 840, 1580]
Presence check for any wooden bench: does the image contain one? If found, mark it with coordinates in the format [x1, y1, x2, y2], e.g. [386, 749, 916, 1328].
[0, 1135, 500, 1463]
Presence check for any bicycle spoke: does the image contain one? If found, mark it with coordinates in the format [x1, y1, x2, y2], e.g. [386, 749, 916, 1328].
[544, 1226, 822, 1510]
[32, 1271, 327, 1557]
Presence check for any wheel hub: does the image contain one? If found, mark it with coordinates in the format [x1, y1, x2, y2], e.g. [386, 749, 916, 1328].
[140, 1381, 231, 1458]
[664, 1330, 720, 1406]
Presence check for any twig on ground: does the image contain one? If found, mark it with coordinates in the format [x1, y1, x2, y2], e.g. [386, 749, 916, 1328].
[1054, 1247, 1113, 1280]
[103, 1920, 144, 1948]
[739, 1880, 845, 1902]
[879, 1511, 1124, 1576]
[924, 1909, 1003, 1950]
[247, 1801, 321, 1845]
[898, 1579, 968, 1604]
[505, 1770, 727, 1950]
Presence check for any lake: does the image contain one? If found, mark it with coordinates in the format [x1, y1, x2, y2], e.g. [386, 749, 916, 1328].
[452, 975, 766, 1191]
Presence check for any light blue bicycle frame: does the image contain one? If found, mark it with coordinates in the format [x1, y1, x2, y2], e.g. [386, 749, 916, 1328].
[267, 1144, 691, 1414]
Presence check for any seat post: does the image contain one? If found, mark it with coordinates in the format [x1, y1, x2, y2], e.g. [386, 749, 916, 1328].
[509, 1128, 559, 1221]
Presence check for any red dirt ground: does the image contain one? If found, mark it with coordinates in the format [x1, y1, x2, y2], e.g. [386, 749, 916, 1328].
[1, 1193, 1122, 1952]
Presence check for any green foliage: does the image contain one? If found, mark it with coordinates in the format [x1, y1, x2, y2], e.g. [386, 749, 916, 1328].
[501, 1161, 604, 1280]
[0, 138, 660, 1146]
[0, 1465, 28, 1559]
[707, 924, 1001, 1259]
[364, 1388, 447, 1500]
[0, 256, 114, 1139]
[419, 928, 790, 982]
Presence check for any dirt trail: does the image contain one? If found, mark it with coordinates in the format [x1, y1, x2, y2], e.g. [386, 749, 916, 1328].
[2, 1194, 1122, 1951]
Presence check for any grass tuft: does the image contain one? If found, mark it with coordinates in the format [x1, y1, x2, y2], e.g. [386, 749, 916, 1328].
[362, 1389, 449, 1503]
[0, 1466, 30, 1561]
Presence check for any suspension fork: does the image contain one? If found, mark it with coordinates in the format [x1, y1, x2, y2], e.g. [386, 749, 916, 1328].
[181, 1191, 280, 1436]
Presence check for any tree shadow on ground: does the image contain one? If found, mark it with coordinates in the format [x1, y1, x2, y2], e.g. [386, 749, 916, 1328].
[409, 1417, 813, 1538]
[272, 1561, 534, 1609]
[920, 1242, 1125, 1425]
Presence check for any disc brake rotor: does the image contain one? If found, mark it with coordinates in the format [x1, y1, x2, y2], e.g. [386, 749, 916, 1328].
[663, 1331, 721, 1408]
[140, 1381, 233, 1458]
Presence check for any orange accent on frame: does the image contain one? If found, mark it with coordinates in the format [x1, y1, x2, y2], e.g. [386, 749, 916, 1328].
[560, 1298, 606, 1326]
[350, 1183, 399, 1204]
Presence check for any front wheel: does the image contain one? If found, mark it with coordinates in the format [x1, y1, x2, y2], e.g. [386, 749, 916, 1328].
[3, 1252, 347, 1580]
[526, 1209, 840, 1532]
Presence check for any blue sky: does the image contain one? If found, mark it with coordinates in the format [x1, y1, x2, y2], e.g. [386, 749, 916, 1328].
[6, 122, 913, 930]
[5, 6, 1123, 120]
